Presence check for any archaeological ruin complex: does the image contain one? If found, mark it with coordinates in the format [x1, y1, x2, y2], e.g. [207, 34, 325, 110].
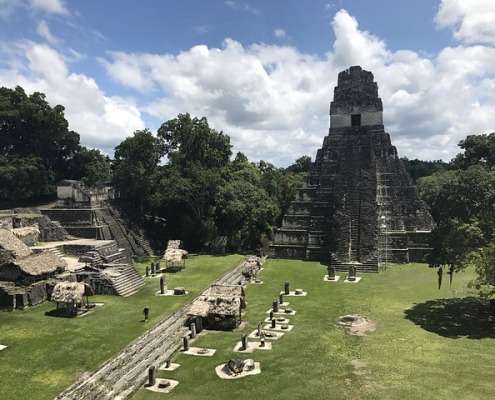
[270, 66, 435, 271]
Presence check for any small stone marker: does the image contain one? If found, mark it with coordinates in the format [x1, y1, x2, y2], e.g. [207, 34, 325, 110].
[190, 323, 196, 338]
[272, 299, 279, 312]
[241, 334, 248, 351]
[284, 281, 290, 295]
[328, 265, 336, 280]
[156, 262, 161, 271]
[145, 266, 150, 277]
[183, 336, 189, 351]
[165, 359, 171, 368]
[279, 293, 284, 304]
[148, 366, 156, 387]
[269, 310, 274, 320]
[160, 276, 165, 294]
[348, 265, 357, 281]
[151, 262, 156, 275]
[260, 331, 266, 347]
[271, 318, 276, 329]
[257, 321, 263, 337]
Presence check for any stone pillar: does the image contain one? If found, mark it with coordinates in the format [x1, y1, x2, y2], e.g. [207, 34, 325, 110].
[284, 281, 290, 295]
[241, 334, 248, 351]
[269, 310, 274, 320]
[156, 262, 161, 271]
[328, 265, 336, 280]
[257, 321, 263, 337]
[165, 359, 171, 368]
[279, 293, 284, 305]
[272, 299, 279, 312]
[190, 322, 196, 338]
[183, 336, 189, 351]
[151, 262, 155, 275]
[348, 265, 356, 281]
[145, 266, 150, 277]
[160, 276, 165, 294]
[271, 318, 276, 329]
[148, 366, 156, 387]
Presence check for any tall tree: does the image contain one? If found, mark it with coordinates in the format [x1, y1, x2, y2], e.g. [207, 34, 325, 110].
[157, 113, 232, 168]
[0, 86, 80, 181]
[113, 129, 164, 216]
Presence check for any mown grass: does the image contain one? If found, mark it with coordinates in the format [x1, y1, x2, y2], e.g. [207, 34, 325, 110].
[131, 260, 495, 400]
[0, 254, 245, 400]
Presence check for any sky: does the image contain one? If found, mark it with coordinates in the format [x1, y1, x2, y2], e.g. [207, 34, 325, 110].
[1, 0, 495, 167]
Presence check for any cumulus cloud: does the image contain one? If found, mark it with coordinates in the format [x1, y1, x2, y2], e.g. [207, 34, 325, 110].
[435, 0, 495, 44]
[30, 0, 69, 16]
[0, 40, 145, 154]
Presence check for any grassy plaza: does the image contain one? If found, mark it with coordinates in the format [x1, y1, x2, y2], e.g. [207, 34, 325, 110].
[1, 257, 494, 400]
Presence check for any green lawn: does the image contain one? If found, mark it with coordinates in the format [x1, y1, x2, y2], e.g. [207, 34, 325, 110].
[130, 260, 495, 400]
[0, 254, 245, 400]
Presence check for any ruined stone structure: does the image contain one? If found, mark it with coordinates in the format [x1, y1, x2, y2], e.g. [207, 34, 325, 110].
[270, 66, 435, 271]
[40, 180, 155, 257]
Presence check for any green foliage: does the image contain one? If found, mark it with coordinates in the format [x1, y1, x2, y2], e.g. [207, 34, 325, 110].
[216, 160, 278, 246]
[401, 157, 448, 183]
[452, 132, 495, 169]
[69, 147, 112, 186]
[470, 242, 495, 298]
[0, 155, 55, 203]
[0, 86, 80, 181]
[285, 154, 312, 174]
[157, 113, 232, 168]
[113, 129, 164, 216]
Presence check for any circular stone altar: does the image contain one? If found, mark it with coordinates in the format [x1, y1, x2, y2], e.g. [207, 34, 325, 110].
[337, 314, 376, 336]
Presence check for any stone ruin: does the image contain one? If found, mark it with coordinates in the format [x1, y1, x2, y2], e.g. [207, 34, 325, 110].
[270, 66, 435, 272]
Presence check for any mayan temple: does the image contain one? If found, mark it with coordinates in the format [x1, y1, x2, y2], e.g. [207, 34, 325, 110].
[270, 66, 435, 272]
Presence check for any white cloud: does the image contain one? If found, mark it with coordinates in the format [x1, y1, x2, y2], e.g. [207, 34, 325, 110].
[30, 0, 69, 16]
[435, 0, 495, 44]
[0, 41, 145, 154]
[274, 28, 286, 39]
[36, 20, 61, 45]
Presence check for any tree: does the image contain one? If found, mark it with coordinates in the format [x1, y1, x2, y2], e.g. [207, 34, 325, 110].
[285, 155, 312, 174]
[216, 159, 278, 249]
[452, 132, 495, 169]
[113, 129, 164, 217]
[69, 147, 112, 186]
[470, 242, 495, 298]
[0, 86, 80, 181]
[157, 113, 232, 168]
[0, 155, 55, 204]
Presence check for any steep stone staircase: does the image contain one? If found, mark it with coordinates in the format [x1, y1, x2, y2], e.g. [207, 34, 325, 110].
[99, 264, 146, 297]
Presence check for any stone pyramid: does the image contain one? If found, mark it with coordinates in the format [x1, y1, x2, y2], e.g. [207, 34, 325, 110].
[270, 66, 435, 272]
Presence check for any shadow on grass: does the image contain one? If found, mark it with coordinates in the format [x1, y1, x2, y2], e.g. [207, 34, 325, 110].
[404, 297, 495, 339]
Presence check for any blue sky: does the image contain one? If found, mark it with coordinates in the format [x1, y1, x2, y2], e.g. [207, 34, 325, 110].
[1, 0, 495, 166]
